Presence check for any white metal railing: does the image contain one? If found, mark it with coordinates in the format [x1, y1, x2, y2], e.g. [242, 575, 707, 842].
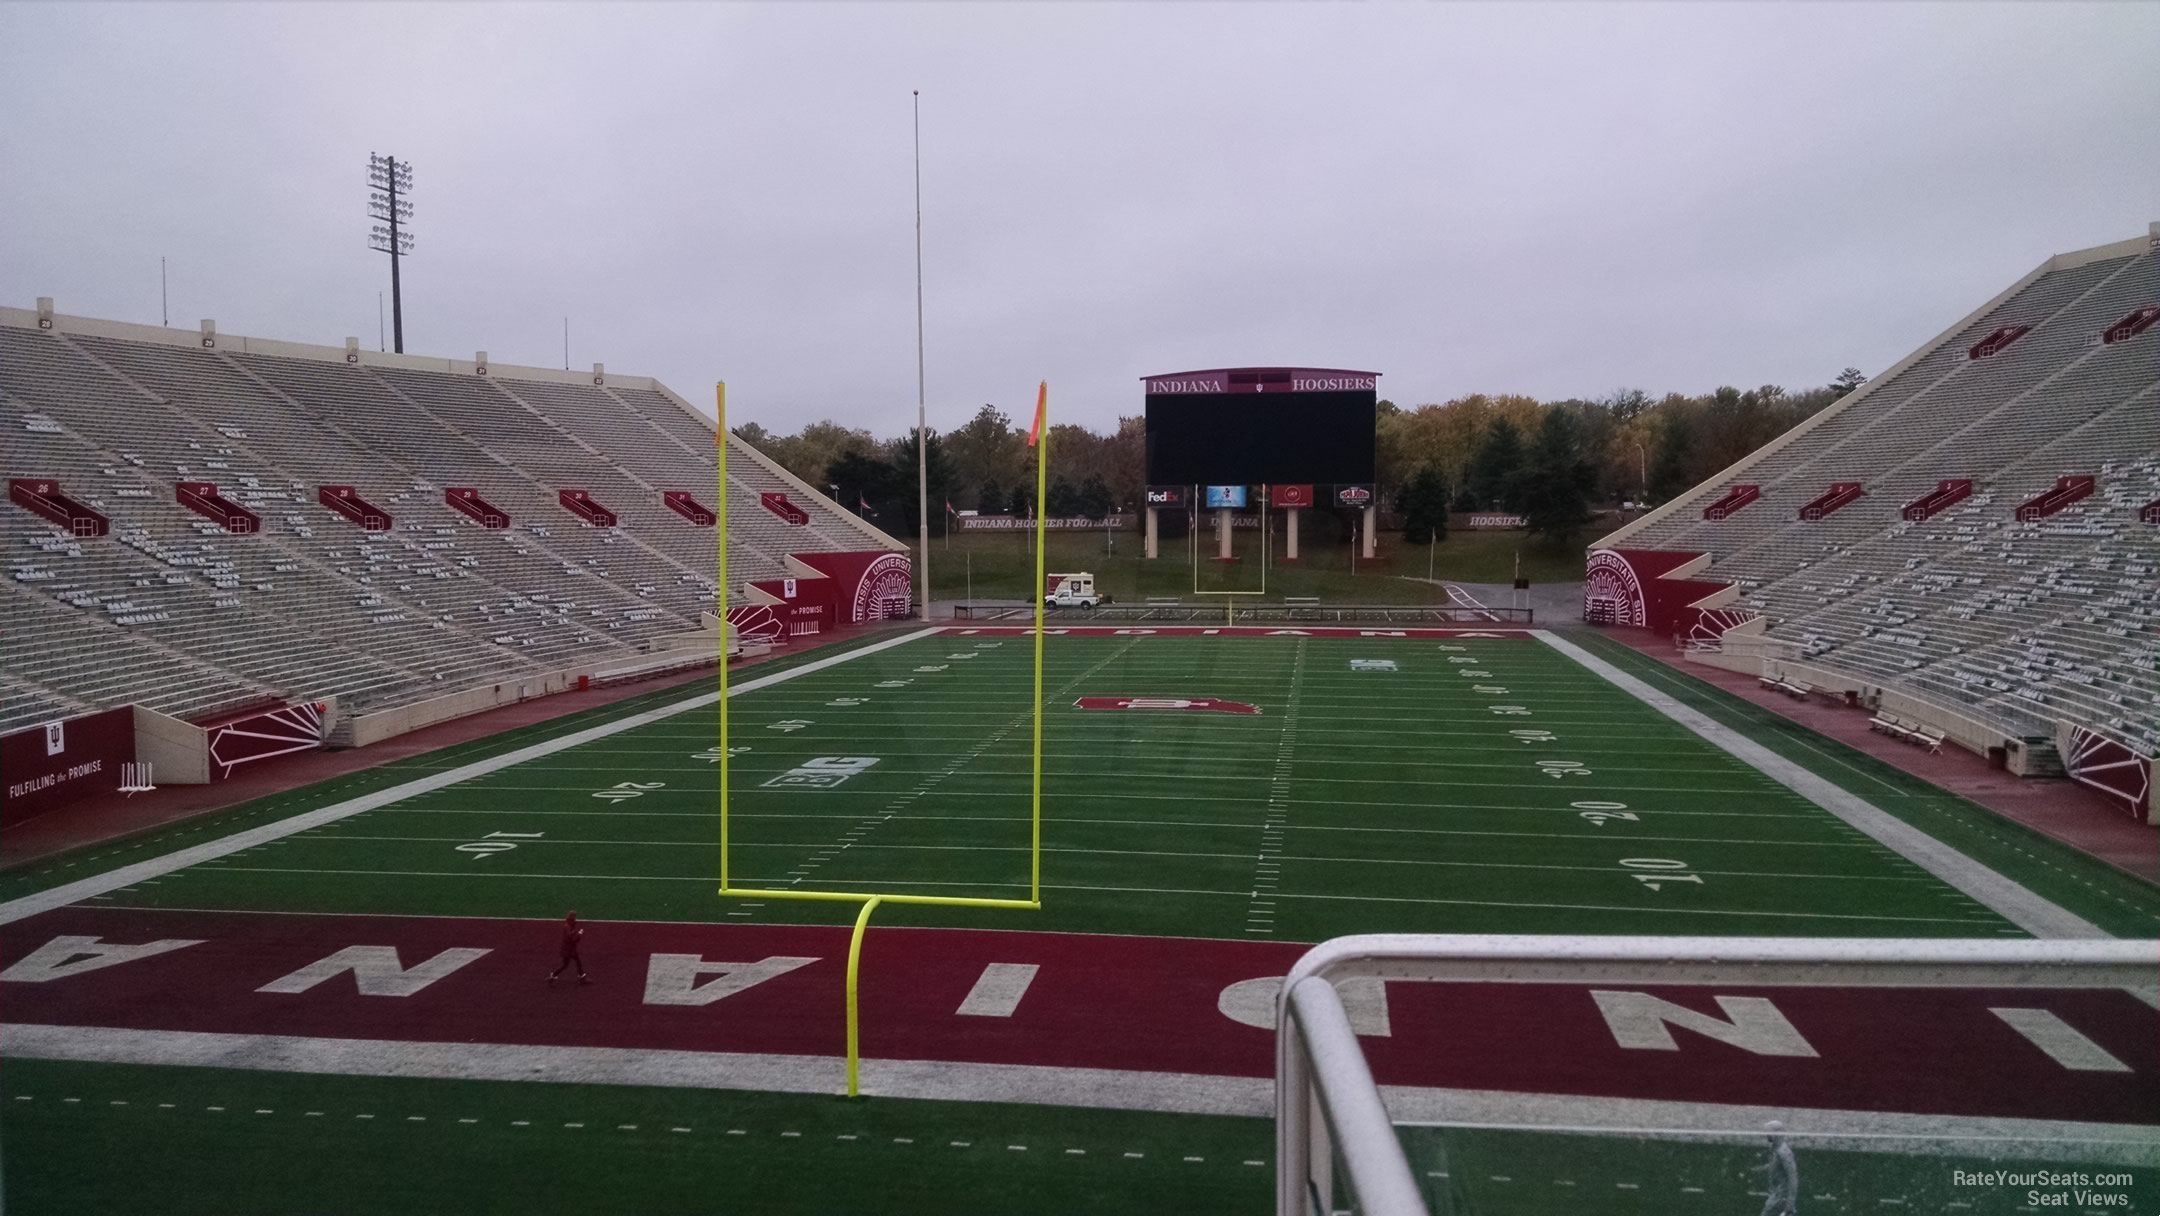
[1275, 934, 2160, 1216]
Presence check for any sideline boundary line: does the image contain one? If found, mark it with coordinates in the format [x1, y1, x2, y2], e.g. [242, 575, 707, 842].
[6, 1024, 2152, 1165]
[1534, 630, 2106, 940]
[0, 628, 944, 927]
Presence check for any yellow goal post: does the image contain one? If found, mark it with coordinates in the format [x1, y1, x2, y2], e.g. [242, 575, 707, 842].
[712, 380, 1051, 1095]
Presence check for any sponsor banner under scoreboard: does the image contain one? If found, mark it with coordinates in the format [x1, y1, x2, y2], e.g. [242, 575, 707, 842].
[1334, 484, 1376, 508]
[1143, 486, 1187, 508]
[1269, 484, 1315, 509]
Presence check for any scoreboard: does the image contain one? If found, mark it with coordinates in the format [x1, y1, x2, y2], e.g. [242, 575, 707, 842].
[1143, 367, 1378, 486]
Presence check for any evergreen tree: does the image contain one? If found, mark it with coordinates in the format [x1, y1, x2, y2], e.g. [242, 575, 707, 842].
[1517, 409, 1595, 545]
[1045, 477, 1082, 517]
[1395, 467, 1451, 544]
[1076, 473, 1115, 519]
[1648, 415, 1696, 503]
[976, 479, 1003, 515]
[1466, 419, 1526, 511]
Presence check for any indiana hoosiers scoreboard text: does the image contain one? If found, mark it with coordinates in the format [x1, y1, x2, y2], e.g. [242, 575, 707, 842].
[1143, 367, 1378, 486]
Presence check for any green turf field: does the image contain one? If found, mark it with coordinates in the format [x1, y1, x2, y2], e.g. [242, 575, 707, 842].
[43, 627, 2143, 939]
[7, 625, 2156, 1215]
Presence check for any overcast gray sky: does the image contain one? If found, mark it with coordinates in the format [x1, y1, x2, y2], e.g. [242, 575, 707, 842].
[4, 2, 2157, 436]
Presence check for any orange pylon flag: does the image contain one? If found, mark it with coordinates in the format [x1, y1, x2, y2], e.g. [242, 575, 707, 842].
[1026, 381, 1047, 447]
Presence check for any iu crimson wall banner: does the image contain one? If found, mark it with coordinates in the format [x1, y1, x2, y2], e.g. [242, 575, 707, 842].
[2, 707, 134, 825]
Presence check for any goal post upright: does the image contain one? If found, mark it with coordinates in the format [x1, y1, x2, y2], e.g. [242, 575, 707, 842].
[1030, 384, 1048, 905]
[715, 382, 730, 895]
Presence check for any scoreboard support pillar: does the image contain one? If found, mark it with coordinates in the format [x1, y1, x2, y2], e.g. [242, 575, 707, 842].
[1216, 508, 1234, 561]
[1145, 506, 1159, 560]
[1361, 504, 1377, 560]
[1284, 507, 1301, 562]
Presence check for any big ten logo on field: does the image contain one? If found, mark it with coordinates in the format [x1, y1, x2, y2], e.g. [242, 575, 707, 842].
[1349, 659, 1397, 672]
[762, 756, 880, 790]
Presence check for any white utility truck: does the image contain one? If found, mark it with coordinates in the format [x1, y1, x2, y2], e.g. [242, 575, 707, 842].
[1043, 572, 1105, 609]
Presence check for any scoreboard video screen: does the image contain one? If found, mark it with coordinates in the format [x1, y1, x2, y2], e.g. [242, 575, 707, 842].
[1143, 369, 1377, 486]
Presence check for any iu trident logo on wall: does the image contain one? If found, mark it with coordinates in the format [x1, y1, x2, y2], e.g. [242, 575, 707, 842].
[852, 553, 914, 621]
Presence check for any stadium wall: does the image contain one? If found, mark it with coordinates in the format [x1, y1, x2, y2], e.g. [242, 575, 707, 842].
[132, 704, 212, 784]
[1, 708, 134, 824]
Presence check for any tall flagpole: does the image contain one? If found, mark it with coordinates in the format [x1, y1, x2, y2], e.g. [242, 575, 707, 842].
[912, 89, 931, 621]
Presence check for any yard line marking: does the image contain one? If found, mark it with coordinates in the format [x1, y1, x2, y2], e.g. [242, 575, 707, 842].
[1535, 631, 2106, 941]
[0, 628, 944, 925]
[95, 868, 1999, 925]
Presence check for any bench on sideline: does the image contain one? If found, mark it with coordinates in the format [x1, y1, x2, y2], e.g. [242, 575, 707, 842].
[1757, 673, 1814, 700]
[1867, 711, 1946, 754]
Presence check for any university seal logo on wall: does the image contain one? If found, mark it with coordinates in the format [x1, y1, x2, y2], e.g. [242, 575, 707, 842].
[852, 553, 914, 621]
[1582, 549, 1646, 627]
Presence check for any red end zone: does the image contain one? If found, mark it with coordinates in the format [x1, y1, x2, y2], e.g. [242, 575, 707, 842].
[4, 907, 2153, 1127]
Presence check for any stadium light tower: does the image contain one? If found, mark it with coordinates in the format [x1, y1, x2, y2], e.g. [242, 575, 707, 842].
[367, 153, 415, 354]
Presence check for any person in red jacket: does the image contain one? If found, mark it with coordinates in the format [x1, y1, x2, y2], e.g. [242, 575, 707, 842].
[548, 910, 590, 985]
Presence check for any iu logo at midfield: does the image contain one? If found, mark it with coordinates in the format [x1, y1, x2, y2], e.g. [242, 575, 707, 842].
[1074, 697, 1260, 715]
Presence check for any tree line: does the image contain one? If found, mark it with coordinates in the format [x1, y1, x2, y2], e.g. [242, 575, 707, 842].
[733, 367, 1866, 545]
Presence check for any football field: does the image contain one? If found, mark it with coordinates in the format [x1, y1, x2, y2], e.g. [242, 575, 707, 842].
[9, 627, 2100, 937]
[4, 625, 2156, 1214]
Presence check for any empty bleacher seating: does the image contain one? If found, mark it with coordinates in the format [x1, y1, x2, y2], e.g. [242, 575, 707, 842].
[1599, 228, 2160, 760]
[0, 315, 904, 735]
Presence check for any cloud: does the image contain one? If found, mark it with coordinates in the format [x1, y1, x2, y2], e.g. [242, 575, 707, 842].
[4, 1, 2156, 436]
